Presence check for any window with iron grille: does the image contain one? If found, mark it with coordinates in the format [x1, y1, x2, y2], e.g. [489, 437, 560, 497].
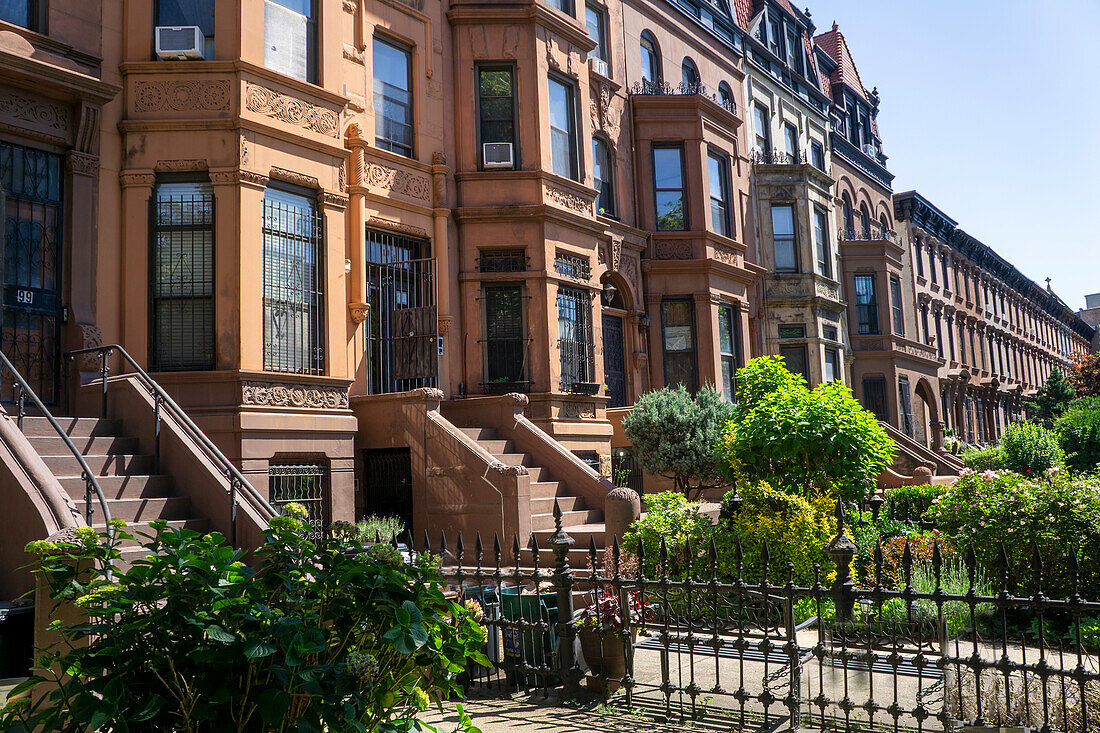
[557, 286, 595, 391]
[554, 252, 590, 280]
[862, 376, 888, 421]
[150, 180, 215, 371]
[477, 249, 527, 273]
[262, 186, 324, 375]
[269, 462, 328, 540]
[482, 284, 526, 386]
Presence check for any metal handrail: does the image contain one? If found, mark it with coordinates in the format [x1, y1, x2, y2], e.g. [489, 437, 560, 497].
[65, 344, 277, 544]
[0, 351, 114, 543]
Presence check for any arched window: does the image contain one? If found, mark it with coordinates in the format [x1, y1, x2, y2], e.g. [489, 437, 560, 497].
[681, 57, 699, 92]
[859, 203, 870, 238]
[592, 135, 616, 217]
[879, 214, 889, 236]
[842, 193, 853, 233]
[640, 31, 661, 88]
[718, 82, 734, 113]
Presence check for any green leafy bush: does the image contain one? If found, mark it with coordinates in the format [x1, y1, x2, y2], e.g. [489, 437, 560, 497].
[1002, 421, 1064, 475]
[1056, 400, 1100, 474]
[1030, 367, 1076, 426]
[622, 385, 734, 499]
[716, 482, 836, 586]
[623, 491, 715, 577]
[720, 356, 895, 501]
[3, 510, 486, 732]
[883, 483, 945, 523]
[927, 469, 1100, 598]
[961, 445, 1006, 472]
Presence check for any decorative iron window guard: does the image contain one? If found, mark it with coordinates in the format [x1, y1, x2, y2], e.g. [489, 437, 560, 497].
[628, 80, 737, 116]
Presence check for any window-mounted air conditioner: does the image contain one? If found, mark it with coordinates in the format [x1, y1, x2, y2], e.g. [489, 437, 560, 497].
[483, 142, 514, 169]
[155, 26, 205, 60]
[589, 56, 609, 77]
[862, 143, 878, 158]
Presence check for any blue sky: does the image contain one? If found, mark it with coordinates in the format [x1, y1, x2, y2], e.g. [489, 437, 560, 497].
[814, 0, 1100, 310]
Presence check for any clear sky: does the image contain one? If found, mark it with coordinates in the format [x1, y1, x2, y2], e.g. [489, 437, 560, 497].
[813, 0, 1100, 311]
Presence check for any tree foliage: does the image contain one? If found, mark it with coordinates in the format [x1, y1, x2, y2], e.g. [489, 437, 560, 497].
[622, 384, 734, 499]
[720, 356, 895, 501]
[1030, 367, 1076, 426]
[1069, 351, 1100, 398]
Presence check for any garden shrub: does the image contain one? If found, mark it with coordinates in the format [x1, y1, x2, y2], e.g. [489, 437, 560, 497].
[883, 483, 945, 523]
[623, 491, 715, 578]
[716, 481, 836, 586]
[927, 470, 1100, 599]
[1001, 421, 1064, 475]
[961, 445, 1006, 472]
[721, 356, 895, 502]
[3, 510, 486, 732]
[1056, 400, 1100, 474]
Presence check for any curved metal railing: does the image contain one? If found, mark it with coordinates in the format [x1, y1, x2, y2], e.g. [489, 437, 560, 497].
[0, 350, 113, 538]
[65, 344, 277, 545]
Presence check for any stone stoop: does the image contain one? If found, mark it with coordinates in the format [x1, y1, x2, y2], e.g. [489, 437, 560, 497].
[457, 426, 606, 568]
[22, 416, 210, 568]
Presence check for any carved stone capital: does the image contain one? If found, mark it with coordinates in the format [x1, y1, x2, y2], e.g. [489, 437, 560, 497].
[349, 301, 369, 324]
[119, 171, 155, 188]
[503, 392, 530, 406]
[67, 151, 99, 176]
[437, 316, 453, 335]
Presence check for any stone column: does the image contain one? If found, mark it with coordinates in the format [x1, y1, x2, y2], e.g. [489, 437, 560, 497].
[118, 170, 155, 365]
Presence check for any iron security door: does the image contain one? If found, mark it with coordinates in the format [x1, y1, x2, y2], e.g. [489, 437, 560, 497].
[362, 448, 413, 531]
[602, 314, 626, 407]
[0, 142, 63, 404]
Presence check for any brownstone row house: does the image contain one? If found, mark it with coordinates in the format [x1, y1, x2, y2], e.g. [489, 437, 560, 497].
[0, 0, 1095, 619]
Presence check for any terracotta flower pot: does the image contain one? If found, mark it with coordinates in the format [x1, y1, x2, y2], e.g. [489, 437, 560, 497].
[578, 628, 634, 693]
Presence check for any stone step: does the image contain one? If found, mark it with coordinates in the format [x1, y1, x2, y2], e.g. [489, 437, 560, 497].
[18, 417, 122, 438]
[531, 508, 603, 532]
[98, 496, 194, 523]
[528, 481, 565, 500]
[60, 474, 174, 501]
[26, 435, 139, 456]
[459, 426, 498, 441]
[476, 439, 513, 454]
[490, 452, 530, 466]
[525, 466, 554, 482]
[533, 523, 605, 548]
[43, 453, 156, 477]
[530, 494, 582, 513]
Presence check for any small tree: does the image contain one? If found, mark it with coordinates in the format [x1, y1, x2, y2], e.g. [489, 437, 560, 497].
[720, 356, 895, 501]
[1030, 367, 1076, 425]
[622, 384, 734, 500]
[1068, 351, 1100, 398]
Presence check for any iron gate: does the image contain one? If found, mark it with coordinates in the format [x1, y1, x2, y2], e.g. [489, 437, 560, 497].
[268, 463, 328, 540]
[0, 141, 63, 404]
[362, 447, 413, 531]
[602, 314, 626, 408]
[365, 257, 437, 395]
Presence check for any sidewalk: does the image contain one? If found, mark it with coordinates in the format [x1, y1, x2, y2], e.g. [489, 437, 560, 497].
[418, 690, 727, 733]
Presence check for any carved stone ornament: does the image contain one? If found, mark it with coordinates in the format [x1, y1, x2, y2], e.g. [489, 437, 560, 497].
[561, 402, 597, 419]
[321, 191, 349, 208]
[366, 216, 429, 239]
[611, 239, 622, 270]
[119, 171, 156, 188]
[244, 83, 340, 138]
[269, 166, 319, 189]
[504, 392, 530, 406]
[633, 352, 648, 370]
[67, 152, 99, 176]
[543, 185, 592, 215]
[712, 247, 738, 266]
[365, 163, 430, 201]
[653, 240, 692, 260]
[815, 280, 840, 300]
[490, 461, 529, 476]
[349, 302, 369, 323]
[404, 387, 445, 402]
[134, 79, 230, 112]
[0, 91, 69, 131]
[342, 0, 357, 10]
[597, 244, 607, 265]
[237, 169, 269, 187]
[342, 44, 364, 64]
[77, 323, 102, 371]
[155, 159, 207, 172]
[437, 316, 453, 335]
[241, 381, 350, 409]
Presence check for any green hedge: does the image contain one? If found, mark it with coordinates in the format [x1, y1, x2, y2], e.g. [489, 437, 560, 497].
[1056, 400, 1100, 474]
[1002, 421, 1064, 475]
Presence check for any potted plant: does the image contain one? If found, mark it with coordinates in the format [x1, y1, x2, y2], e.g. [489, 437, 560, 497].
[484, 377, 531, 395]
[575, 588, 648, 692]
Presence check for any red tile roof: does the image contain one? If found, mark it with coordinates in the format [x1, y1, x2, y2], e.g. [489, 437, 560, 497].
[813, 21, 868, 100]
[732, 0, 754, 29]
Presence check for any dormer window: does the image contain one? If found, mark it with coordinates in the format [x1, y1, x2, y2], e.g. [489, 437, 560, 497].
[767, 16, 782, 56]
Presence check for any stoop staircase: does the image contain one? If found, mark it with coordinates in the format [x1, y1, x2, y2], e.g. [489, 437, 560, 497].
[22, 416, 210, 566]
[457, 425, 606, 563]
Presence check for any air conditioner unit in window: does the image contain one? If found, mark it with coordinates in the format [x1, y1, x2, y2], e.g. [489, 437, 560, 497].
[155, 26, 205, 60]
[862, 143, 878, 158]
[482, 142, 514, 169]
[589, 56, 609, 77]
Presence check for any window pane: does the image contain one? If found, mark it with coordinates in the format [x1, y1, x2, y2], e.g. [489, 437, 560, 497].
[586, 5, 606, 61]
[0, 1, 31, 27]
[548, 77, 577, 179]
[824, 348, 838, 383]
[772, 205, 795, 271]
[708, 152, 729, 237]
[890, 276, 905, 335]
[863, 377, 888, 421]
[662, 299, 696, 391]
[374, 38, 413, 157]
[654, 146, 685, 231]
[783, 125, 797, 158]
[854, 274, 879, 335]
[771, 204, 794, 237]
[264, 0, 316, 83]
[814, 209, 829, 276]
[779, 345, 808, 382]
[653, 147, 683, 189]
[479, 68, 515, 155]
[485, 286, 525, 383]
[593, 139, 615, 215]
[157, 0, 215, 36]
[641, 38, 658, 83]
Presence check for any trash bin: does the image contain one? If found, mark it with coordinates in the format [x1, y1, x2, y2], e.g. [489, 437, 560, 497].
[500, 585, 558, 687]
[0, 601, 34, 679]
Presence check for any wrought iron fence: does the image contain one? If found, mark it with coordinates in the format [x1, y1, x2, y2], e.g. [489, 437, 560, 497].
[839, 225, 902, 244]
[750, 149, 809, 166]
[428, 500, 1100, 733]
[628, 80, 738, 115]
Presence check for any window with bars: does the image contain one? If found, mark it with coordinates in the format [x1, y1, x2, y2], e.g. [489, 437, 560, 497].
[483, 284, 526, 387]
[554, 252, 591, 280]
[557, 286, 595, 391]
[262, 187, 324, 375]
[862, 376, 888, 421]
[150, 180, 215, 371]
[269, 462, 328, 540]
[478, 249, 527, 273]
